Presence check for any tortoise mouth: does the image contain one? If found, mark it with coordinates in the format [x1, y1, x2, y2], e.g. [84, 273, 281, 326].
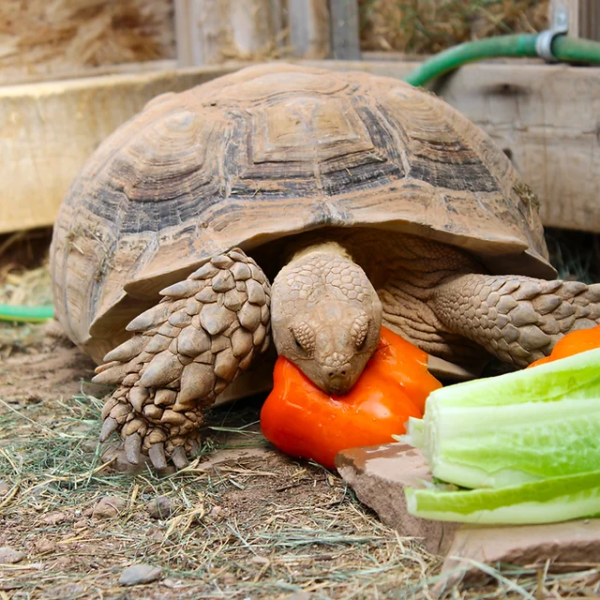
[325, 376, 353, 396]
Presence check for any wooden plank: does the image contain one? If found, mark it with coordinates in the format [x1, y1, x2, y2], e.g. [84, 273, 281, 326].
[0, 64, 243, 234]
[0, 60, 178, 88]
[2, 59, 600, 234]
[174, 0, 285, 66]
[328, 0, 361, 60]
[287, 0, 331, 58]
[579, 0, 600, 40]
[550, 0, 600, 40]
[434, 62, 600, 233]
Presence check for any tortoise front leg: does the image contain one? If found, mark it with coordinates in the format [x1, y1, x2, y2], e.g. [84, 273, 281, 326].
[431, 274, 600, 368]
[92, 248, 271, 470]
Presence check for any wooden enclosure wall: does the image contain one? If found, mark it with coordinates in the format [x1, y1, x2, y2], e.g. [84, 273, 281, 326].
[2, 0, 600, 234]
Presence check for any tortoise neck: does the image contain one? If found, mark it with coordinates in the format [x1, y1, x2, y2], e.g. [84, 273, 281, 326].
[286, 241, 352, 266]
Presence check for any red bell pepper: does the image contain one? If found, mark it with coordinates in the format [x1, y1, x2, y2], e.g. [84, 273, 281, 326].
[260, 326, 442, 469]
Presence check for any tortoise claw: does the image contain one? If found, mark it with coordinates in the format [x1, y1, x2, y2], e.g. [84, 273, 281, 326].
[124, 433, 142, 465]
[99, 417, 119, 442]
[171, 446, 189, 470]
[149, 443, 168, 470]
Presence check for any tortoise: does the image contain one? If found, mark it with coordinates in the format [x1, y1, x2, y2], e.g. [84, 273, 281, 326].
[51, 63, 600, 470]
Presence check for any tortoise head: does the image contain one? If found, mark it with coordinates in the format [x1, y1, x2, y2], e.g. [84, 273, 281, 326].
[271, 245, 382, 395]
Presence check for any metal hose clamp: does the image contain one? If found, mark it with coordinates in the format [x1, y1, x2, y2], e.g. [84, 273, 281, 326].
[536, 6, 569, 62]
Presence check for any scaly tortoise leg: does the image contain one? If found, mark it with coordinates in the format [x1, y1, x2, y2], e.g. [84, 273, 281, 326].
[432, 274, 600, 368]
[92, 248, 271, 470]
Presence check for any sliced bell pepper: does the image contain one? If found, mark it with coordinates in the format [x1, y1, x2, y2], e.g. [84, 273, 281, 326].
[260, 326, 442, 469]
[528, 324, 600, 368]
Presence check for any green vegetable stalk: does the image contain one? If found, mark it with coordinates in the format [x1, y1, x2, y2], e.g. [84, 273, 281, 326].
[399, 348, 600, 524]
[406, 471, 600, 525]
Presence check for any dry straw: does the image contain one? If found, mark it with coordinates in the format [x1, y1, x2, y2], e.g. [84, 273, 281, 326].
[359, 0, 549, 54]
[0, 0, 174, 81]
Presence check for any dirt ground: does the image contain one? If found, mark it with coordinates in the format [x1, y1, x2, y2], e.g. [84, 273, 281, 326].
[2, 328, 600, 600]
[0, 331, 438, 600]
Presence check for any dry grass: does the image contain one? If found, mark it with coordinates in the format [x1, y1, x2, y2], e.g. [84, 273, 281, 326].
[0, 0, 174, 82]
[359, 0, 549, 54]
[545, 228, 600, 285]
[1, 385, 599, 599]
[0, 229, 52, 355]
[0, 390, 441, 599]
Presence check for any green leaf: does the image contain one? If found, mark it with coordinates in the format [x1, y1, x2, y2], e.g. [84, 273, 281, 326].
[399, 348, 600, 489]
[406, 470, 600, 524]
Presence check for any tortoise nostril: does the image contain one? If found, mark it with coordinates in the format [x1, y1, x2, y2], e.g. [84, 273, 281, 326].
[327, 368, 347, 378]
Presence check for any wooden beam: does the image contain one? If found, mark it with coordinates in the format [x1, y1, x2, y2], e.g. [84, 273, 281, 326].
[0, 60, 178, 88]
[287, 0, 332, 58]
[328, 0, 361, 60]
[174, 0, 285, 66]
[2, 59, 600, 234]
[0, 64, 242, 234]
[550, 0, 600, 40]
[579, 0, 600, 40]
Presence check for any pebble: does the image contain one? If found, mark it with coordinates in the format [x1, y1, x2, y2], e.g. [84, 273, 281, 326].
[146, 497, 173, 519]
[34, 538, 56, 554]
[92, 496, 127, 519]
[210, 505, 226, 522]
[0, 481, 9, 496]
[119, 563, 163, 586]
[43, 511, 68, 525]
[0, 547, 24, 564]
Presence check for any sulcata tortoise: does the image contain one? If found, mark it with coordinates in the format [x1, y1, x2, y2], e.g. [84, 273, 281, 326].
[51, 63, 600, 470]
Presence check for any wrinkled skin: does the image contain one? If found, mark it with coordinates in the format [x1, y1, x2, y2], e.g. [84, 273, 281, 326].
[271, 245, 382, 395]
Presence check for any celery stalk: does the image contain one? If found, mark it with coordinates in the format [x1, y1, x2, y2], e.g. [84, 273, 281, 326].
[406, 470, 600, 524]
[399, 348, 600, 490]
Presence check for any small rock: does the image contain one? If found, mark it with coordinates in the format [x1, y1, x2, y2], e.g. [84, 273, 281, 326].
[0, 480, 9, 496]
[335, 443, 459, 555]
[0, 546, 24, 564]
[162, 578, 184, 589]
[92, 496, 127, 519]
[210, 505, 226, 522]
[73, 519, 88, 529]
[43, 511, 68, 525]
[34, 538, 56, 554]
[146, 497, 173, 519]
[119, 563, 163, 586]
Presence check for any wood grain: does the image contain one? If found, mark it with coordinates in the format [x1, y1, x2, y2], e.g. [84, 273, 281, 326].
[550, 0, 600, 40]
[329, 0, 361, 60]
[174, 0, 284, 66]
[287, 0, 331, 58]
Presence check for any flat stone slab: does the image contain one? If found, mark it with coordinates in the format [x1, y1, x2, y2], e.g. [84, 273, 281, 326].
[335, 442, 459, 554]
[337, 442, 600, 584]
[440, 519, 600, 587]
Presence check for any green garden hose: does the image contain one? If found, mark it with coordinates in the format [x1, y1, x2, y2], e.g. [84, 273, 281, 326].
[0, 303, 54, 323]
[403, 34, 600, 88]
[2, 33, 600, 324]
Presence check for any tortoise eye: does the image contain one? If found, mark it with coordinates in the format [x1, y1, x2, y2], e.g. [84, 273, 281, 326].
[291, 323, 315, 354]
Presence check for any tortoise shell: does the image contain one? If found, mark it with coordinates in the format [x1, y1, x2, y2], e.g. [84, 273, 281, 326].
[50, 63, 554, 363]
